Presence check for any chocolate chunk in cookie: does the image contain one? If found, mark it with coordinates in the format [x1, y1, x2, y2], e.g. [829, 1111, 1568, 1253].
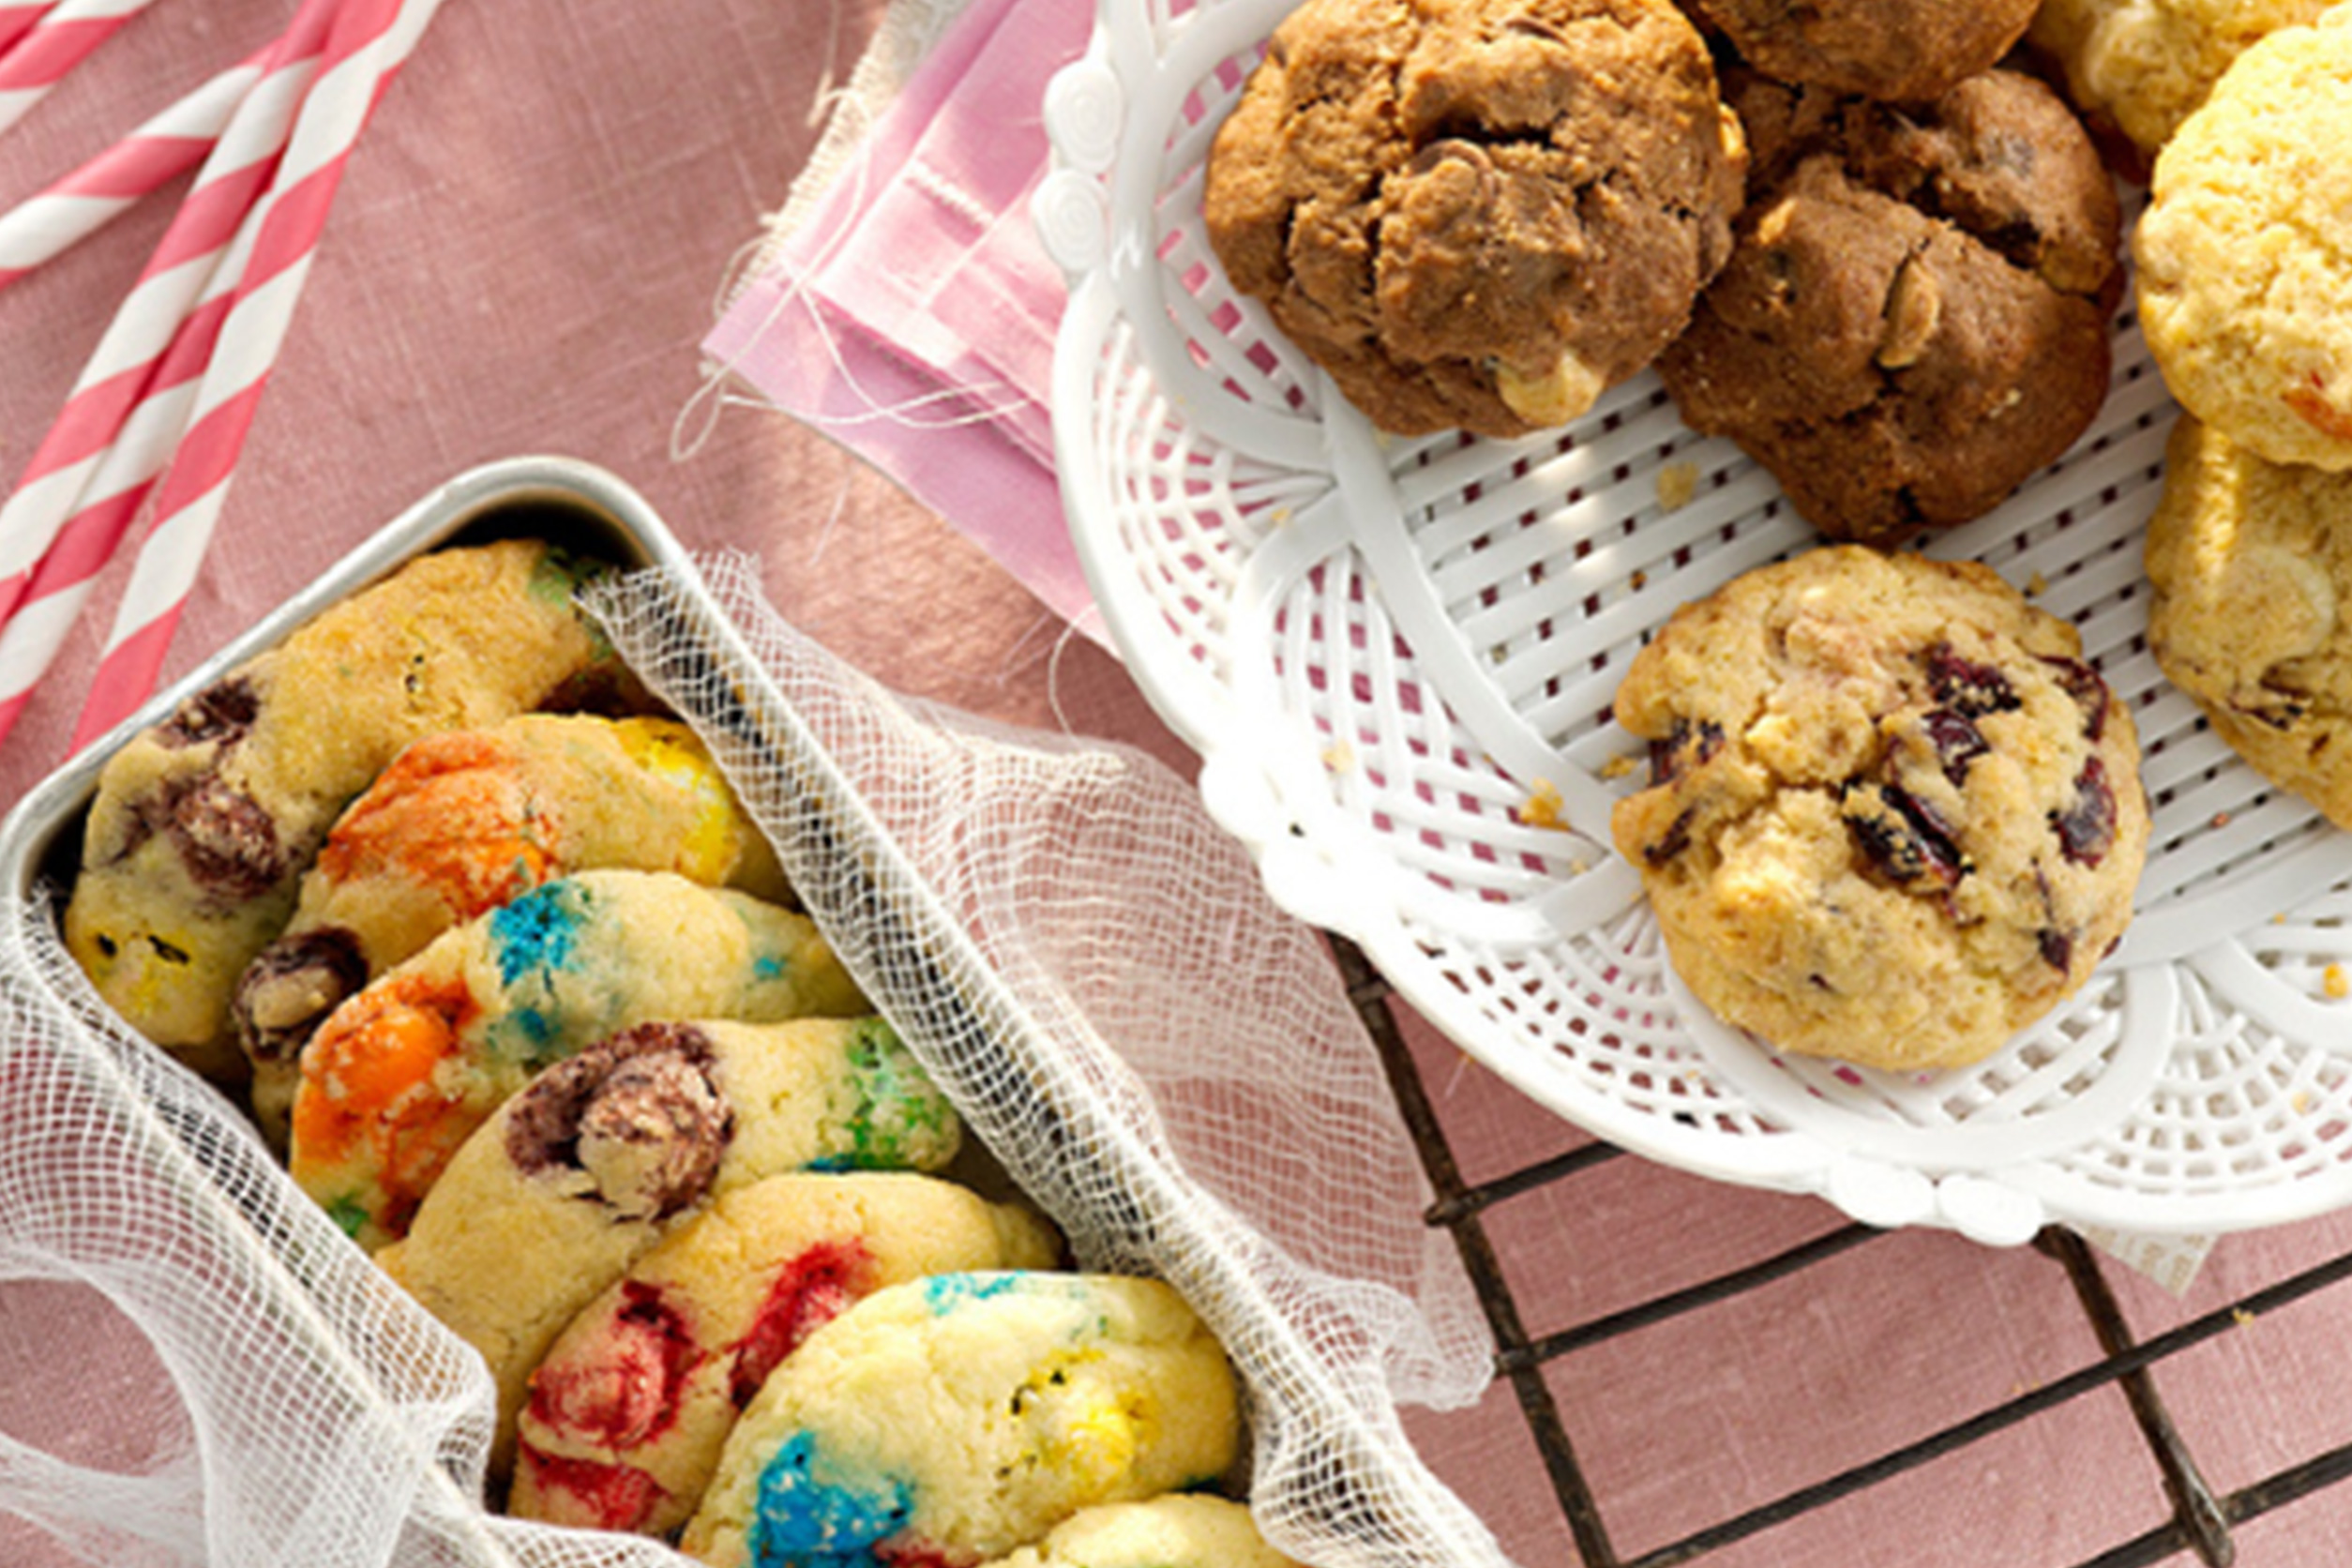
[1608, 546, 2148, 1072]
[1656, 68, 2122, 544]
[1203, 0, 1747, 439]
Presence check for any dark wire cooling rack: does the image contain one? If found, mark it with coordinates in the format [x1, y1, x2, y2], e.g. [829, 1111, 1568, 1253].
[1324, 934, 2352, 1568]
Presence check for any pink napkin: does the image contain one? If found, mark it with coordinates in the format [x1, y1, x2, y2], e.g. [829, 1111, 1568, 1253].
[702, 0, 1100, 641]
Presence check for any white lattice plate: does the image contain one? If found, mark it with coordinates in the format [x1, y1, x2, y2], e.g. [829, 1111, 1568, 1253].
[1037, 0, 2352, 1244]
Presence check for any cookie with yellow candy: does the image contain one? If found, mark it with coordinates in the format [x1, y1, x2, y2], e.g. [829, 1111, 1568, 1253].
[976, 1496, 1304, 1568]
[235, 712, 788, 1143]
[377, 1019, 974, 1484]
[288, 869, 865, 1250]
[682, 1274, 1242, 1568]
[63, 539, 643, 1079]
[511, 1171, 1062, 1536]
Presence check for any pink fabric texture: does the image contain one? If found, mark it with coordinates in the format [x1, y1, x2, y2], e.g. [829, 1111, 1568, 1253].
[9, 3, 2352, 1567]
[703, 0, 1098, 641]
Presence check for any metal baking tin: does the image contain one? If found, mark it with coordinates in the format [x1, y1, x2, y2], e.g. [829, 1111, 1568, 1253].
[1, 455, 692, 918]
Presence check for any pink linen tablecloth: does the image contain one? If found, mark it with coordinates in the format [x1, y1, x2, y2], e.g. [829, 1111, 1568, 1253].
[6, 3, 2352, 1566]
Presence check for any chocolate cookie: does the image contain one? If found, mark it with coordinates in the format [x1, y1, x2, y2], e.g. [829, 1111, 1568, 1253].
[2144, 413, 2352, 826]
[1608, 546, 2148, 1072]
[1202, 0, 1746, 439]
[1691, 0, 2039, 102]
[62, 539, 643, 1079]
[1656, 68, 2122, 543]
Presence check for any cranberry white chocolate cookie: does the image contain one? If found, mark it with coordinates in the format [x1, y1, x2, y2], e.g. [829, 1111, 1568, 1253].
[682, 1274, 1242, 1568]
[2133, 8, 2352, 471]
[2144, 413, 2352, 828]
[376, 1018, 969, 1480]
[237, 713, 789, 1146]
[511, 1171, 1062, 1537]
[288, 869, 866, 1250]
[1202, 0, 1745, 438]
[63, 539, 643, 1079]
[1608, 546, 2148, 1071]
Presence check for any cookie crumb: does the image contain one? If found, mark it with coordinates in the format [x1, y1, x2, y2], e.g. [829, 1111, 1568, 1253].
[2027, 570, 2050, 598]
[1657, 460, 1701, 512]
[2326, 963, 2348, 1000]
[1518, 779, 1570, 831]
[2232, 1307, 2258, 1328]
[1321, 741, 1356, 773]
[1600, 752, 1641, 780]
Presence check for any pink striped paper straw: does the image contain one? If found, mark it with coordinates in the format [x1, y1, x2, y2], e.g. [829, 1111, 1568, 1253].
[0, 5, 58, 57]
[0, 53, 264, 290]
[0, 0, 159, 138]
[0, 0, 336, 638]
[72, 0, 445, 746]
[0, 251, 238, 739]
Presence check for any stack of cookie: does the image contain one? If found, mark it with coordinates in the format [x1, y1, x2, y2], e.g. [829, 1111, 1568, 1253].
[61, 540, 1301, 1568]
[1201, 0, 2136, 547]
[2128, 9, 2352, 831]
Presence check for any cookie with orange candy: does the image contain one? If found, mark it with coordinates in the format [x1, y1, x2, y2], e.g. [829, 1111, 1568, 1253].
[510, 1170, 1062, 1536]
[235, 713, 789, 1145]
[287, 869, 865, 1250]
[377, 1022, 984, 1482]
[63, 539, 644, 1080]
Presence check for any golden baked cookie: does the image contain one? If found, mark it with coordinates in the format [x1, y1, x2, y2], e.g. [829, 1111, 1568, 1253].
[287, 869, 866, 1250]
[977, 1496, 1304, 1568]
[62, 539, 643, 1079]
[1608, 546, 2149, 1072]
[2144, 413, 2352, 827]
[2134, 8, 2352, 470]
[375, 1018, 967, 1480]
[1693, 0, 2038, 102]
[511, 1171, 1061, 1538]
[2027, 0, 2332, 168]
[1202, 0, 1745, 439]
[234, 713, 789, 1146]
[683, 1274, 1241, 1568]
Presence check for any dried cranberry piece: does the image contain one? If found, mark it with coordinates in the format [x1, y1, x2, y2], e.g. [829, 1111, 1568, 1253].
[2039, 927, 2075, 972]
[1643, 806, 1697, 866]
[2039, 656, 2110, 741]
[1924, 642, 2019, 717]
[1845, 782, 1965, 888]
[1645, 717, 1726, 786]
[2052, 756, 2118, 867]
[1921, 709, 1988, 784]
